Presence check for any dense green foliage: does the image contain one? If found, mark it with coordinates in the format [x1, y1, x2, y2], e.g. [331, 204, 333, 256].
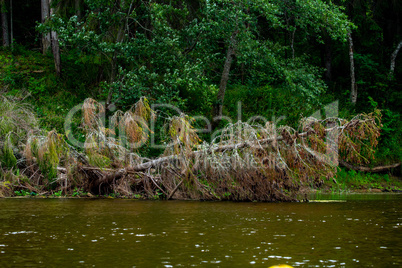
[331, 168, 402, 192]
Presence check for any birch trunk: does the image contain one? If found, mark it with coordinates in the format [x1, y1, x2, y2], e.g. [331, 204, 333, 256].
[212, 30, 238, 129]
[348, 32, 357, 105]
[389, 40, 402, 79]
[49, 0, 61, 76]
[41, 0, 50, 53]
[1, 0, 9, 47]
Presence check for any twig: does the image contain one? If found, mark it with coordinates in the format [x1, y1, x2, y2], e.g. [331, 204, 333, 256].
[145, 173, 167, 197]
[167, 178, 184, 200]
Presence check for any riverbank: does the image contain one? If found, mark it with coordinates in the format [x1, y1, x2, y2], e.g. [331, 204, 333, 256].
[302, 170, 402, 196]
[5, 171, 401, 200]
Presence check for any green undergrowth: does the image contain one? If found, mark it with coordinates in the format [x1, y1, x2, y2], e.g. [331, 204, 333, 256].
[337, 96, 402, 166]
[0, 47, 96, 134]
[328, 168, 402, 192]
[9, 189, 146, 199]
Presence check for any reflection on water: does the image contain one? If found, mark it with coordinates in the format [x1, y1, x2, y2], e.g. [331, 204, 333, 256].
[0, 194, 401, 267]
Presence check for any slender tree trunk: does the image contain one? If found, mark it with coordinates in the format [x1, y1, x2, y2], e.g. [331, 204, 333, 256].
[348, 32, 357, 105]
[1, 0, 9, 47]
[324, 35, 332, 82]
[75, 0, 82, 20]
[49, 0, 61, 76]
[9, 0, 11, 47]
[212, 30, 238, 129]
[106, 0, 132, 109]
[389, 40, 402, 79]
[41, 0, 50, 53]
[290, 27, 296, 59]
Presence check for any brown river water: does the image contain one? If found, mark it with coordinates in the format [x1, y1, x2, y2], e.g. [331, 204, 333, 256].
[0, 194, 401, 267]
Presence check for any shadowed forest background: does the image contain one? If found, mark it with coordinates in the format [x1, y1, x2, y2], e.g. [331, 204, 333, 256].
[0, 0, 401, 199]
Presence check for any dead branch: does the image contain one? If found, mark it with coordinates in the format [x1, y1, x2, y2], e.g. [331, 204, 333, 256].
[130, 126, 341, 171]
[339, 160, 401, 173]
[167, 178, 184, 200]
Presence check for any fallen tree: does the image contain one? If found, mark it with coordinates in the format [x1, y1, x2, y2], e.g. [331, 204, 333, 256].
[1, 96, 384, 201]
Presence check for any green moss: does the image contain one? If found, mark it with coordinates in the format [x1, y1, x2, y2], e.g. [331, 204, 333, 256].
[26, 132, 68, 185]
[87, 152, 111, 168]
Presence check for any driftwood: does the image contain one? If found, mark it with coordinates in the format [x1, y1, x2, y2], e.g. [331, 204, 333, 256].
[339, 160, 401, 173]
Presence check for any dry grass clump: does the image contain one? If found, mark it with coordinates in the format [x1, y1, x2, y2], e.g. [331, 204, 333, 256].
[164, 114, 200, 155]
[0, 94, 38, 140]
[24, 130, 69, 182]
[0, 95, 39, 191]
[1, 134, 17, 169]
[0, 95, 39, 168]
[82, 98, 105, 131]
[115, 97, 155, 148]
[82, 97, 155, 169]
[338, 110, 381, 164]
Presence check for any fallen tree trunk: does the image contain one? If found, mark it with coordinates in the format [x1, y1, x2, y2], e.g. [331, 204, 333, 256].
[29, 111, 380, 201]
[339, 160, 401, 173]
[130, 126, 340, 171]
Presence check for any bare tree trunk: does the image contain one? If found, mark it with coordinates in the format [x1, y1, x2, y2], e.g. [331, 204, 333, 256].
[212, 30, 238, 129]
[75, 0, 81, 20]
[49, 0, 61, 77]
[324, 35, 332, 82]
[1, 0, 9, 47]
[290, 27, 296, 59]
[41, 0, 50, 53]
[9, 0, 11, 47]
[106, 0, 132, 109]
[389, 40, 402, 79]
[348, 32, 357, 105]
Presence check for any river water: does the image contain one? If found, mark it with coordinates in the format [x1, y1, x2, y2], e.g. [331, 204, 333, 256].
[0, 194, 401, 267]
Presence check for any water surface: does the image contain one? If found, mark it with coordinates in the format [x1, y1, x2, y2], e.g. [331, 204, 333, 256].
[0, 194, 401, 267]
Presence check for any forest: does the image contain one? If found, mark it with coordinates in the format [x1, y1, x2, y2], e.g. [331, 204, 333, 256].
[0, 0, 401, 200]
